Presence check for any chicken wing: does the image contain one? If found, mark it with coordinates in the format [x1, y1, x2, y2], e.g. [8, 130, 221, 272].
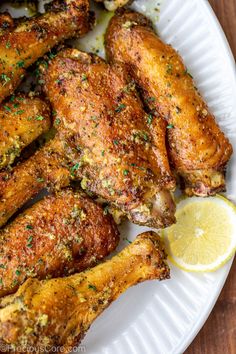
[0, 137, 71, 227]
[42, 49, 175, 226]
[95, 0, 131, 11]
[0, 48, 175, 229]
[0, 0, 92, 103]
[0, 231, 169, 352]
[0, 188, 119, 297]
[105, 9, 233, 196]
[0, 94, 51, 169]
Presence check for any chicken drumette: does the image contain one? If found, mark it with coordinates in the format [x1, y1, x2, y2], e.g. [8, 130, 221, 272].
[0, 188, 119, 297]
[0, 0, 92, 103]
[106, 9, 233, 196]
[0, 231, 169, 352]
[0, 94, 51, 169]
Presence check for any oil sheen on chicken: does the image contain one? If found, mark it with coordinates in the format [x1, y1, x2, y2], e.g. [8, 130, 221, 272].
[105, 9, 233, 196]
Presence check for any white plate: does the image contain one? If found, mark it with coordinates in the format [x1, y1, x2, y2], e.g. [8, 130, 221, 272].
[1, 1, 236, 353]
[79, 1, 236, 353]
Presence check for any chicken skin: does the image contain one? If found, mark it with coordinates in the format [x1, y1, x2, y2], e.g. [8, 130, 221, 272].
[0, 189, 119, 297]
[0, 231, 169, 352]
[0, 49, 175, 229]
[0, 0, 92, 103]
[0, 94, 51, 169]
[42, 49, 175, 226]
[106, 9, 233, 196]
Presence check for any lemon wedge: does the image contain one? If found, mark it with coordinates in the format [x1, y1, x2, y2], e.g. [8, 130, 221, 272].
[163, 195, 236, 272]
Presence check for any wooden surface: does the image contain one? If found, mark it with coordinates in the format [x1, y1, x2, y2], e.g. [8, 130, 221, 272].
[186, 1, 236, 353]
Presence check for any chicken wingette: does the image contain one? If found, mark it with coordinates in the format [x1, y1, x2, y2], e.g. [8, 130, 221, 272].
[0, 94, 51, 169]
[95, 0, 131, 11]
[0, 138, 71, 227]
[106, 9, 233, 196]
[0, 0, 92, 103]
[0, 48, 176, 229]
[0, 231, 169, 352]
[0, 188, 119, 297]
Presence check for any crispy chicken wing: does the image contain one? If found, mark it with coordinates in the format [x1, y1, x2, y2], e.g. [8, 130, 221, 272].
[0, 231, 169, 352]
[0, 48, 175, 229]
[0, 94, 51, 169]
[106, 9, 233, 196]
[0, 0, 92, 103]
[95, 0, 131, 11]
[0, 138, 70, 227]
[0, 188, 119, 297]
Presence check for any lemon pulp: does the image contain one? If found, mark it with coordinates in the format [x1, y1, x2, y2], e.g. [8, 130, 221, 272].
[163, 195, 236, 272]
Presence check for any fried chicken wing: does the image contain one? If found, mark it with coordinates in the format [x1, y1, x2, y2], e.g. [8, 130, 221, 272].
[0, 94, 51, 169]
[95, 0, 131, 11]
[0, 0, 92, 103]
[0, 48, 175, 229]
[0, 231, 169, 352]
[41, 48, 175, 226]
[0, 189, 119, 297]
[106, 9, 233, 196]
[0, 137, 70, 227]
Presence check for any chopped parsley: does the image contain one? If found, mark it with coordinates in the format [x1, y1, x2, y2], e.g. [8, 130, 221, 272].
[123, 169, 129, 176]
[88, 284, 97, 291]
[71, 163, 80, 172]
[3, 105, 11, 112]
[115, 103, 126, 113]
[15, 269, 21, 276]
[81, 73, 87, 81]
[37, 177, 44, 183]
[16, 60, 25, 68]
[25, 224, 33, 230]
[167, 124, 174, 129]
[55, 118, 61, 125]
[35, 115, 44, 121]
[15, 110, 25, 115]
[1, 73, 11, 86]
[27, 235, 33, 248]
[147, 114, 153, 125]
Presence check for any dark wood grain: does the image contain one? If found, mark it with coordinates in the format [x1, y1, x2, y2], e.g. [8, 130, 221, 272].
[186, 1, 236, 353]
[208, 0, 236, 59]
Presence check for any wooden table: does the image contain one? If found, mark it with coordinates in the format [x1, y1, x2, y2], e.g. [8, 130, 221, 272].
[186, 1, 236, 353]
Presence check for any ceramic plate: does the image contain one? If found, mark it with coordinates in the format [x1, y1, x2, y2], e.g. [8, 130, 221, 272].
[1, 0, 235, 353]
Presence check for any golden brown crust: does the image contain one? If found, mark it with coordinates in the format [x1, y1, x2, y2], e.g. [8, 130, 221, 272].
[0, 231, 169, 352]
[0, 49, 175, 229]
[0, 94, 51, 169]
[0, 0, 92, 103]
[41, 48, 175, 227]
[0, 137, 70, 228]
[0, 189, 119, 297]
[105, 9, 233, 196]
